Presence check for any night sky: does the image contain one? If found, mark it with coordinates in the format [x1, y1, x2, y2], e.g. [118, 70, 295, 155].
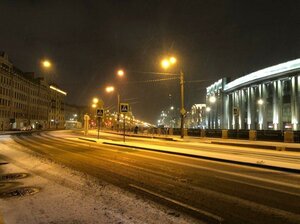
[1, 0, 299, 123]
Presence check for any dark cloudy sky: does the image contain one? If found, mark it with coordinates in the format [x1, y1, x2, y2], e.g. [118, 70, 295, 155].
[1, 0, 299, 123]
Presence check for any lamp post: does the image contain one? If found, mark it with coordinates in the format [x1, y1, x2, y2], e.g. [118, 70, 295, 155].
[106, 86, 121, 131]
[105, 69, 125, 132]
[41, 59, 53, 129]
[91, 97, 103, 139]
[161, 56, 186, 138]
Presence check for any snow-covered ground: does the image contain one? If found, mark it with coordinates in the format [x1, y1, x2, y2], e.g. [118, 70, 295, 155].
[0, 136, 200, 224]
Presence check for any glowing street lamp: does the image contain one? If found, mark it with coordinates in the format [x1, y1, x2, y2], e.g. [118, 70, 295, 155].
[42, 60, 51, 68]
[170, 57, 177, 64]
[105, 85, 121, 131]
[93, 97, 99, 104]
[160, 56, 185, 138]
[161, 59, 170, 69]
[117, 69, 125, 77]
[105, 86, 115, 93]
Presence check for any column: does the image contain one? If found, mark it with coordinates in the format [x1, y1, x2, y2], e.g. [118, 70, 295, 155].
[291, 76, 299, 130]
[273, 80, 283, 130]
[258, 84, 263, 130]
[247, 87, 251, 130]
[223, 94, 229, 129]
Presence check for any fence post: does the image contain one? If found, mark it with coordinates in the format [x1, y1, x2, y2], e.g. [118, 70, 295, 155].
[222, 130, 228, 139]
[200, 129, 206, 137]
[184, 128, 188, 136]
[284, 131, 294, 143]
[249, 130, 257, 141]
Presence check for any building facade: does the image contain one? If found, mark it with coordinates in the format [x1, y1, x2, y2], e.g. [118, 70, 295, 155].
[0, 52, 66, 131]
[187, 104, 206, 129]
[206, 59, 300, 131]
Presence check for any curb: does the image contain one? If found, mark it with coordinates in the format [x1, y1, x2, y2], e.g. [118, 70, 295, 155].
[211, 141, 300, 152]
[78, 137, 97, 143]
[104, 131, 177, 141]
[103, 141, 300, 174]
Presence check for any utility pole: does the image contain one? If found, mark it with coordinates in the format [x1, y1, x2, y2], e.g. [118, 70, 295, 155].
[117, 93, 120, 132]
[180, 70, 185, 138]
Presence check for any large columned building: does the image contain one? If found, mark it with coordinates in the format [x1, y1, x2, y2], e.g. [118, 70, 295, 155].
[206, 58, 300, 131]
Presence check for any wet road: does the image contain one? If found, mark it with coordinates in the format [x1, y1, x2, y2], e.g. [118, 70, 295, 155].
[3, 131, 300, 224]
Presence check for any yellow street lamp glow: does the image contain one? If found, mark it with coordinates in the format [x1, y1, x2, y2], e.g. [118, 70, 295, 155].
[105, 86, 115, 93]
[170, 57, 177, 64]
[117, 69, 125, 77]
[92, 104, 97, 108]
[93, 98, 99, 104]
[161, 59, 170, 69]
[42, 60, 51, 68]
[206, 107, 211, 112]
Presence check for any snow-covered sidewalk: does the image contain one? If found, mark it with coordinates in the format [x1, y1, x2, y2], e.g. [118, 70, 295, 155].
[78, 134, 300, 172]
[0, 137, 199, 224]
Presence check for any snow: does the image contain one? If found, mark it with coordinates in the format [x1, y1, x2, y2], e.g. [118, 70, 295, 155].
[0, 136, 200, 224]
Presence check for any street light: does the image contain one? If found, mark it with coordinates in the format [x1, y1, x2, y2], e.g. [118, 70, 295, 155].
[105, 86, 115, 93]
[93, 97, 99, 104]
[91, 98, 103, 139]
[42, 60, 51, 68]
[105, 85, 121, 131]
[161, 59, 170, 69]
[117, 69, 125, 77]
[160, 56, 186, 138]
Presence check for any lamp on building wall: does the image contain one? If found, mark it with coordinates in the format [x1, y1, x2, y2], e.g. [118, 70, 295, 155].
[257, 99, 264, 105]
[209, 95, 216, 103]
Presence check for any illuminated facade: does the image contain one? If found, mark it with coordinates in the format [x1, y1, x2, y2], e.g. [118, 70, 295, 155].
[188, 104, 206, 128]
[206, 59, 300, 131]
[0, 52, 66, 131]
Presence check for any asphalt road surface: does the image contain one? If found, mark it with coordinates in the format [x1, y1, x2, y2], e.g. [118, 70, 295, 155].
[4, 130, 300, 224]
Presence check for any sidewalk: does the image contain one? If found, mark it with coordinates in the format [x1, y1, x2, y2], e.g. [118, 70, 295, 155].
[103, 130, 300, 152]
[79, 132, 300, 173]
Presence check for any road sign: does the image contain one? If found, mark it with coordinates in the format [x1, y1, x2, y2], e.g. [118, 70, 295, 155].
[120, 103, 129, 113]
[97, 108, 104, 117]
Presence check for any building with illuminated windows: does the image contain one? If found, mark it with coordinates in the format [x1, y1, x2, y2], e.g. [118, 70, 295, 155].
[187, 104, 206, 129]
[206, 58, 300, 131]
[0, 52, 67, 131]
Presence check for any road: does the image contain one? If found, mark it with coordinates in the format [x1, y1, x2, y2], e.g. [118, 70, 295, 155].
[2, 130, 300, 224]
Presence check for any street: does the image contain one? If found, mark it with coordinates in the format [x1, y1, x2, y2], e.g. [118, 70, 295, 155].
[0, 130, 300, 224]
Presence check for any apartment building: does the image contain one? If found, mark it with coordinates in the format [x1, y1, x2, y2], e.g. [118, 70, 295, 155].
[0, 52, 66, 131]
